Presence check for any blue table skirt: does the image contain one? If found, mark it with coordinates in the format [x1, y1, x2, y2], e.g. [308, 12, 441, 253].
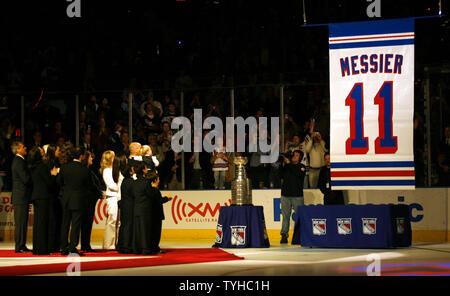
[212, 205, 270, 248]
[292, 204, 411, 248]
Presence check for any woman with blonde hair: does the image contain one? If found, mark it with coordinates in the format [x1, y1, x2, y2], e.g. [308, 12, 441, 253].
[100, 150, 122, 250]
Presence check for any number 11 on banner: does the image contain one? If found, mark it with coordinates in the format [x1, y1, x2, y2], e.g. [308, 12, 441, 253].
[345, 81, 398, 155]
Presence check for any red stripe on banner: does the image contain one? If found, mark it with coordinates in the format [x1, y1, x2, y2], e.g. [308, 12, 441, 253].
[329, 33, 414, 43]
[331, 170, 415, 177]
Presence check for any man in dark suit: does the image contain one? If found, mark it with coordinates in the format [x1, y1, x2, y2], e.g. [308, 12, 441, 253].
[318, 153, 345, 205]
[57, 146, 91, 255]
[11, 140, 32, 253]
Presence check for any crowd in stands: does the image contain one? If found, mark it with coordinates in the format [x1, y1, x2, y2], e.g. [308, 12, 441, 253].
[1, 85, 447, 193]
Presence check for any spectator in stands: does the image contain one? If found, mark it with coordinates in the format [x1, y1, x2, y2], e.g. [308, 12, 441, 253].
[148, 134, 165, 164]
[83, 95, 99, 126]
[161, 102, 178, 126]
[283, 113, 300, 145]
[56, 136, 65, 148]
[157, 122, 173, 145]
[211, 136, 230, 190]
[305, 131, 327, 188]
[188, 93, 203, 120]
[110, 122, 123, 152]
[269, 135, 283, 188]
[140, 90, 163, 117]
[186, 136, 211, 189]
[159, 140, 182, 189]
[92, 116, 110, 154]
[161, 94, 172, 114]
[49, 121, 67, 145]
[142, 103, 161, 135]
[31, 130, 43, 148]
[132, 121, 146, 144]
[115, 130, 130, 156]
[99, 97, 112, 127]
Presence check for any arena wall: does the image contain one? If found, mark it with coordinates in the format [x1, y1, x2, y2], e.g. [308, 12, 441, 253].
[1, 188, 449, 244]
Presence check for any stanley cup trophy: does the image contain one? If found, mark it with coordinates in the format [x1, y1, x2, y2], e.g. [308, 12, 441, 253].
[231, 156, 253, 206]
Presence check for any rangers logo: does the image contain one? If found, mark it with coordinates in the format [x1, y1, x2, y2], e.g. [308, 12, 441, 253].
[336, 218, 352, 235]
[230, 226, 246, 246]
[215, 224, 223, 243]
[312, 219, 327, 235]
[362, 218, 377, 235]
[396, 218, 405, 234]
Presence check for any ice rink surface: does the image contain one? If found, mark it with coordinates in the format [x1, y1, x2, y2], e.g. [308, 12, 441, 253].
[1, 240, 449, 276]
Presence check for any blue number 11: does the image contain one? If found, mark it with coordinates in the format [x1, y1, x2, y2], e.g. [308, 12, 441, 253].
[345, 81, 398, 154]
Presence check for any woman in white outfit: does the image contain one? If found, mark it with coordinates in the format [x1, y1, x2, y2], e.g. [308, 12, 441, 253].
[100, 150, 124, 250]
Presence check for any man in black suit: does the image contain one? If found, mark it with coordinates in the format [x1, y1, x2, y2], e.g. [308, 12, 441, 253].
[318, 153, 345, 205]
[11, 141, 32, 253]
[128, 142, 143, 169]
[57, 146, 91, 255]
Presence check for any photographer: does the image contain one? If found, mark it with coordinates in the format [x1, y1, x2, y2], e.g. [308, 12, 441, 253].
[279, 150, 306, 244]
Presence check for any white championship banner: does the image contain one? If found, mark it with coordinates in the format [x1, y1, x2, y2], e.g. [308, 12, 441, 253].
[329, 18, 415, 190]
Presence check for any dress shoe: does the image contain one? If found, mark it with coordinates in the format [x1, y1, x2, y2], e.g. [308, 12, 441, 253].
[81, 248, 97, 253]
[68, 249, 81, 255]
[280, 235, 288, 244]
[158, 250, 166, 254]
[33, 251, 50, 255]
[15, 247, 32, 253]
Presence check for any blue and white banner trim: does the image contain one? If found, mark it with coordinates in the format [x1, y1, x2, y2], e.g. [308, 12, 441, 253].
[330, 161, 415, 190]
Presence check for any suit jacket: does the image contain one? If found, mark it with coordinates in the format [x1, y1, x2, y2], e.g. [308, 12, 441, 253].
[85, 168, 103, 204]
[57, 160, 90, 210]
[11, 155, 32, 205]
[132, 175, 152, 216]
[150, 187, 169, 221]
[120, 177, 135, 204]
[128, 157, 143, 170]
[31, 162, 55, 201]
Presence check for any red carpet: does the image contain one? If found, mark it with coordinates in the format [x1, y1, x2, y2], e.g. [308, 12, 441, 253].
[0, 248, 244, 276]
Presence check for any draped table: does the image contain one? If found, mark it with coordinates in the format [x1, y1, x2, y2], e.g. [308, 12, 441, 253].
[291, 204, 411, 248]
[212, 205, 270, 248]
